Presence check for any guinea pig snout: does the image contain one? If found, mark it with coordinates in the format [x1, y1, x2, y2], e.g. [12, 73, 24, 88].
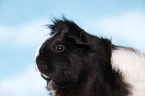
[42, 64, 48, 73]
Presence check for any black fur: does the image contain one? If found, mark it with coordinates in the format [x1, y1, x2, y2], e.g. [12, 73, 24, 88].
[36, 18, 131, 96]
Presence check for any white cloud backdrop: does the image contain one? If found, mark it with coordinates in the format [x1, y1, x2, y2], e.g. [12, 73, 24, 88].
[85, 11, 145, 52]
[0, 19, 51, 96]
[0, 65, 49, 96]
[0, 19, 51, 48]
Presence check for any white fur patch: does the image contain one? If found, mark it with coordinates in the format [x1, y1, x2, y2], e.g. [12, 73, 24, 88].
[47, 80, 56, 96]
[111, 47, 145, 96]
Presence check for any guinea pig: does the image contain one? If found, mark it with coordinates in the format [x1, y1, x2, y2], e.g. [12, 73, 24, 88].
[35, 18, 145, 96]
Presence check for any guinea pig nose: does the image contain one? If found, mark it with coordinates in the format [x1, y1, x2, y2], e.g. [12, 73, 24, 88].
[42, 64, 48, 72]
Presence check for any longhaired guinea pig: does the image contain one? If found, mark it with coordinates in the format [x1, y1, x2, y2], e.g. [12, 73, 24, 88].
[35, 18, 145, 96]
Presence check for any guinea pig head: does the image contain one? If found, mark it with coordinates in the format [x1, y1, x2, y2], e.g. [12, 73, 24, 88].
[35, 19, 91, 89]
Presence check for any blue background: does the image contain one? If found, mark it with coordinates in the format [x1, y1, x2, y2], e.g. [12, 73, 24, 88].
[0, 0, 145, 96]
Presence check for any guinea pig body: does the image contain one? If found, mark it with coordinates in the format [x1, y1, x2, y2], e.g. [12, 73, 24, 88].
[35, 18, 145, 96]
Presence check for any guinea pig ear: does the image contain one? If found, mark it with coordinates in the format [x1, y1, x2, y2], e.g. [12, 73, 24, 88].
[68, 30, 87, 45]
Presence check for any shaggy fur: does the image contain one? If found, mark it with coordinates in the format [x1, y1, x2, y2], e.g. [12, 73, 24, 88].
[35, 18, 145, 96]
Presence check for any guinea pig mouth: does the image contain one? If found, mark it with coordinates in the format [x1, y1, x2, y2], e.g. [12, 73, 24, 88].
[41, 74, 51, 82]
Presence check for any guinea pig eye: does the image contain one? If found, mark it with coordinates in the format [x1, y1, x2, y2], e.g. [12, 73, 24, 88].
[56, 45, 65, 52]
